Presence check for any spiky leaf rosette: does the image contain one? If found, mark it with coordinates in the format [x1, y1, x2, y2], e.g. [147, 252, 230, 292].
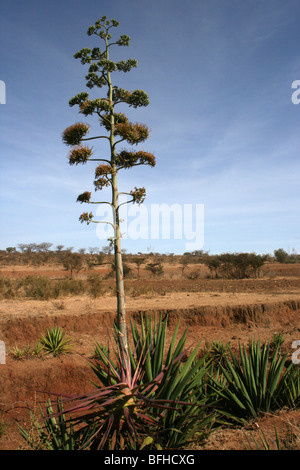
[38, 315, 215, 450]
[62, 123, 90, 146]
[69, 145, 93, 165]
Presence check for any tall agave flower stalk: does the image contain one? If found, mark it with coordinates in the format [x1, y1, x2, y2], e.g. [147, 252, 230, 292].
[62, 17, 155, 358]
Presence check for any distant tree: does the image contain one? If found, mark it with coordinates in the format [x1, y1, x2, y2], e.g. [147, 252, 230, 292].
[132, 256, 145, 279]
[63, 253, 84, 279]
[146, 262, 163, 278]
[180, 257, 189, 278]
[17, 243, 28, 253]
[102, 246, 113, 256]
[6, 247, 16, 253]
[274, 248, 289, 264]
[123, 263, 132, 278]
[248, 253, 267, 278]
[88, 247, 100, 254]
[204, 256, 221, 278]
[37, 242, 53, 252]
[217, 252, 267, 279]
[62, 17, 155, 356]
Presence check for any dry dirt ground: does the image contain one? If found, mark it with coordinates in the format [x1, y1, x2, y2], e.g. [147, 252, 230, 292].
[0, 262, 300, 451]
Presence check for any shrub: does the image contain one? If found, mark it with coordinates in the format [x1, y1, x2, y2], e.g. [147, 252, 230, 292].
[0, 276, 86, 300]
[87, 274, 104, 298]
[9, 345, 29, 360]
[145, 262, 164, 277]
[207, 341, 231, 368]
[39, 326, 72, 357]
[18, 398, 92, 450]
[19, 276, 55, 300]
[24, 315, 216, 450]
[209, 338, 300, 422]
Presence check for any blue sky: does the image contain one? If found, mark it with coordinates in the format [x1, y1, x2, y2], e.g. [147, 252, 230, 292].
[0, 0, 299, 255]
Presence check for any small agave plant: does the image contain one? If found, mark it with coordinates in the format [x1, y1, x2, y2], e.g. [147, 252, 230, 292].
[39, 326, 72, 357]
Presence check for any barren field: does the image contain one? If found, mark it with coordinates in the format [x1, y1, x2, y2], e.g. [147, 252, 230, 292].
[0, 261, 300, 450]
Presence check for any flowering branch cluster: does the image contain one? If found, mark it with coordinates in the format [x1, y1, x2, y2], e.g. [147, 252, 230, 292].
[112, 88, 150, 108]
[79, 211, 94, 225]
[62, 16, 156, 228]
[62, 123, 90, 146]
[69, 145, 93, 165]
[76, 191, 92, 204]
[116, 150, 156, 169]
[94, 164, 113, 191]
[115, 122, 149, 145]
[130, 187, 146, 204]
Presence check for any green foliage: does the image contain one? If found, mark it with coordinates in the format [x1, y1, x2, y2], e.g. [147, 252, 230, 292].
[0, 276, 86, 300]
[39, 326, 72, 357]
[29, 315, 215, 450]
[217, 252, 267, 279]
[145, 262, 164, 277]
[20, 275, 56, 300]
[203, 252, 267, 279]
[0, 413, 6, 437]
[270, 331, 285, 355]
[273, 248, 300, 263]
[9, 345, 29, 360]
[18, 399, 93, 450]
[244, 426, 282, 450]
[128, 315, 216, 448]
[204, 256, 221, 278]
[274, 248, 289, 263]
[93, 341, 109, 359]
[62, 252, 84, 279]
[207, 341, 231, 368]
[86, 273, 104, 298]
[9, 341, 45, 360]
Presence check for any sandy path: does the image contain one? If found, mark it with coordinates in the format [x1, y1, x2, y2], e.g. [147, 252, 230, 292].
[1, 290, 300, 320]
